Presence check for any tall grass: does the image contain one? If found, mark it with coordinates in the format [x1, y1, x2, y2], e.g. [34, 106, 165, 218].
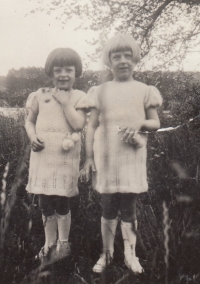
[0, 108, 200, 283]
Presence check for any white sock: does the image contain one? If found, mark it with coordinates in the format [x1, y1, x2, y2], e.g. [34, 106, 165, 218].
[42, 213, 57, 249]
[101, 216, 118, 257]
[56, 211, 71, 242]
[121, 220, 137, 256]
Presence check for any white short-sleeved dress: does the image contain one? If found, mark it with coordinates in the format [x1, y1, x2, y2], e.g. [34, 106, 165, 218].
[77, 80, 162, 194]
[26, 88, 86, 197]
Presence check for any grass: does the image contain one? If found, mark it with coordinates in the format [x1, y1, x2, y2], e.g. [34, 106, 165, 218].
[0, 111, 200, 284]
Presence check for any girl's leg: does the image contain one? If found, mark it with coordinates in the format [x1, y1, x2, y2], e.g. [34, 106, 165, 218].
[101, 193, 119, 257]
[120, 193, 143, 273]
[55, 196, 71, 258]
[93, 193, 119, 273]
[38, 195, 58, 258]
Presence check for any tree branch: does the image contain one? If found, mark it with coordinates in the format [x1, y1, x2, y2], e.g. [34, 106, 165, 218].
[143, 0, 173, 39]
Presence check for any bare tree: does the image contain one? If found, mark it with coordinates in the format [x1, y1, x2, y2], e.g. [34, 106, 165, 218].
[31, 0, 200, 69]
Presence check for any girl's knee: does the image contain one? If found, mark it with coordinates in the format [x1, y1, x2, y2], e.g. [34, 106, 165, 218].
[101, 193, 119, 220]
[102, 211, 118, 220]
[120, 193, 137, 222]
[121, 209, 137, 223]
[39, 194, 55, 216]
[55, 196, 70, 215]
[120, 204, 137, 222]
[41, 209, 55, 217]
[56, 207, 70, 215]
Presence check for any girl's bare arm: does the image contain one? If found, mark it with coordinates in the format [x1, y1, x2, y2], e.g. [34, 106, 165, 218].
[53, 91, 86, 131]
[142, 107, 160, 131]
[121, 107, 160, 142]
[25, 110, 44, 151]
[80, 108, 100, 181]
[62, 105, 86, 132]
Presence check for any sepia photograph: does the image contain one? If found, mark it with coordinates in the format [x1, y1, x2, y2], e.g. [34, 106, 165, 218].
[0, 0, 200, 283]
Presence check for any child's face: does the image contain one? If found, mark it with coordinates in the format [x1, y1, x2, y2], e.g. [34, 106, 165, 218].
[110, 50, 135, 81]
[52, 66, 76, 91]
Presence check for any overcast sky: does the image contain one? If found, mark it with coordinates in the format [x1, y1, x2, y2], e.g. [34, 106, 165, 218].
[0, 0, 103, 76]
[0, 0, 200, 76]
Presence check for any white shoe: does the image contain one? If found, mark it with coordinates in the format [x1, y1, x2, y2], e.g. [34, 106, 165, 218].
[124, 254, 144, 273]
[35, 245, 56, 263]
[93, 253, 112, 273]
[56, 240, 70, 260]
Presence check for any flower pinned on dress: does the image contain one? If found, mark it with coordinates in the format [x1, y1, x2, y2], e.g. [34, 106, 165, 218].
[71, 132, 80, 142]
[62, 132, 80, 151]
[62, 139, 75, 151]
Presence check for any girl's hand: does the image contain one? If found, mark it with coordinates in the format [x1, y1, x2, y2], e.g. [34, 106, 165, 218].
[119, 120, 145, 143]
[120, 127, 135, 143]
[80, 158, 96, 182]
[129, 131, 144, 148]
[119, 129, 144, 148]
[31, 135, 44, 152]
[52, 90, 70, 106]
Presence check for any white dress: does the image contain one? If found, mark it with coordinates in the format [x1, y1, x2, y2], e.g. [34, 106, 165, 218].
[26, 88, 86, 197]
[77, 80, 162, 194]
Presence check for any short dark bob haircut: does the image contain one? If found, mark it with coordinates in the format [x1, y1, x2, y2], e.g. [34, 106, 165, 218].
[45, 48, 82, 78]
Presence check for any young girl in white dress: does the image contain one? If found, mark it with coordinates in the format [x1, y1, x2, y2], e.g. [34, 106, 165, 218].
[79, 34, 162, 273]
[25, 48, 86, 261]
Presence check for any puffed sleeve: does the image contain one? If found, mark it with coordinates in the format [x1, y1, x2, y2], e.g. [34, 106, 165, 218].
[75, 86, 100, 111]
[26, 91, 39, 114]
[144, 86, 162, 109]
[73, 90, 87, 110]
